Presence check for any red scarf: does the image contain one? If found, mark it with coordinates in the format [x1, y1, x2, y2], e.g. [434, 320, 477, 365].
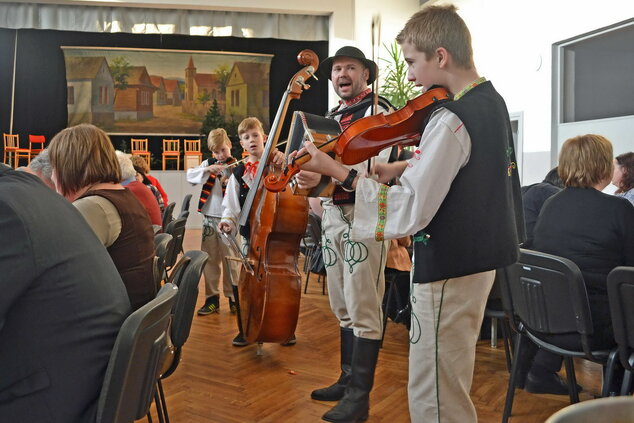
[244, 161, 260, 179]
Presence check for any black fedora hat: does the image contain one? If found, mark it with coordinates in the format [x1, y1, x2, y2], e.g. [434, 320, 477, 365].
[320, 46, 377, 85]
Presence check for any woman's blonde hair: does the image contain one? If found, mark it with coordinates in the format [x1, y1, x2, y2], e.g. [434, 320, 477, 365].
[207, 128, 232, 151]
[48, 123, 121, 197]
[130, 154, 150, 174]
[238, 117, 265, 137]
[396, 4, 474, 70]
[558, 134, 613, 188]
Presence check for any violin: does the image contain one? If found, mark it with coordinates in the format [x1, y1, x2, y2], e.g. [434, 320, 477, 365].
[263, 86, 450, 192]
[236, 50, 318, 345]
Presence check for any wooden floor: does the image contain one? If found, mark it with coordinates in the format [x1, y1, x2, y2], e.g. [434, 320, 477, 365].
[152, 229, 604, 423]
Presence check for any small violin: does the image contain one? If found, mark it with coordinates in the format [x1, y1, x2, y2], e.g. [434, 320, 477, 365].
[264, 86, 451, 192]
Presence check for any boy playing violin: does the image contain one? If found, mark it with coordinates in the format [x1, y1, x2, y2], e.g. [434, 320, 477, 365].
[218, 117, 287, 347]
[295, 5, 524, 422]
[187, 128, 241, 317]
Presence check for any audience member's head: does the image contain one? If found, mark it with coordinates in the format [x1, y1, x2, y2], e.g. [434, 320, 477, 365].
[48, 124, 120, 200]
[115, 150, 136, 184]
[613, 152, 634, 194]
[542, 166, 563, 189]
[558, 134, 613, 189]
[133, 164, 152, 185]
[26, 149, 55, 190]
[130, 154, 150, 174]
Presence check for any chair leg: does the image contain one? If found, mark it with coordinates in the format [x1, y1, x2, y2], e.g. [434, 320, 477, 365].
[153, 388, 165, 423]
[490, 317, 498, 348]
[303, 263, 312, 294]
[502, 332, 525, 423]
[158, 379, 170, 423]
[602, 350, 619, 397]
[563, 356, 579, 404]
[500, 320, 513, 373]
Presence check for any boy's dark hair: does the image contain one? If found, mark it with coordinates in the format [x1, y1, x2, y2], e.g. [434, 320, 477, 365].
[543, 167, 564, 188]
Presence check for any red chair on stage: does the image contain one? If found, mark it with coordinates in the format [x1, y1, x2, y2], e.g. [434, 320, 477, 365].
[28, 135, 46, 161]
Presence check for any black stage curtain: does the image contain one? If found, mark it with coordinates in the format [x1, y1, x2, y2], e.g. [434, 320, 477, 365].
[0, 28, 328, 163]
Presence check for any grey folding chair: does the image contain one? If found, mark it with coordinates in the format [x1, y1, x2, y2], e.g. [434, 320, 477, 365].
[95, 283, 179, 423]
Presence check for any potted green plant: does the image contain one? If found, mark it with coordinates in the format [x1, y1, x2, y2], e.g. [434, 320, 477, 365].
[378, 40, 418, 109]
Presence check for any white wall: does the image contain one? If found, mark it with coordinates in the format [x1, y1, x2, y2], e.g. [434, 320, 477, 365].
[436, 0, 634, 183]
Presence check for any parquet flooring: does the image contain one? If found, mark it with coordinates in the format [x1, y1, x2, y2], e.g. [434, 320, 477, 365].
[151, 229, 604, 423]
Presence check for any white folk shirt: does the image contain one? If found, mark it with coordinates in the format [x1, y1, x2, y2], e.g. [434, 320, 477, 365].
[186, 160, 224, 218]
[220, 163, 257, 229]
[351, 108, 471, 242]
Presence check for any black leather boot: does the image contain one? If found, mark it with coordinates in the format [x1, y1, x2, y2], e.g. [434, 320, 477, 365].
[322, 336, 380, 422]
[231, 285, 248, 347]
[311, 327, 354, 401]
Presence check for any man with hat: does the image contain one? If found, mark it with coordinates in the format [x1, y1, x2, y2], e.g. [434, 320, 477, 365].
[296, 46, 393, 423]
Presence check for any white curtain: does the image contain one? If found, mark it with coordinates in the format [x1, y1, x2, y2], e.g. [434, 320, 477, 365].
[0, 2, 329, 41]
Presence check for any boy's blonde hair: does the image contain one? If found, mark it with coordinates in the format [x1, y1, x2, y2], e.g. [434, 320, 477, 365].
[558, 134, 613, 188]
[207, 128, 232, 151]
[396, 4, 474, 70]
[48, 123, 120, 197]
[130, 154, 150, 174]
[238, 117, 265, 137]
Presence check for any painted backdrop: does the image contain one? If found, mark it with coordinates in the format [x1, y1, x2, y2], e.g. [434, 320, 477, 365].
[62, 46, 272, 135]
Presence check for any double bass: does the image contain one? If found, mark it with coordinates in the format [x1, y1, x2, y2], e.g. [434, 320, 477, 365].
[236, 50, 318, 345]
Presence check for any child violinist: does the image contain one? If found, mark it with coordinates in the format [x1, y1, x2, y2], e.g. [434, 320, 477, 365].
[294, 5, 525, 422]
[187, 128, 241, 317]
[218, 117, 287, 347]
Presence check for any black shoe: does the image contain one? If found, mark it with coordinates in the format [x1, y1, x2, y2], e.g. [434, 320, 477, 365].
[525, 371, 582, 395]
[232, 332, 248, 347]
[229, 298, 237, 314]
[281, 334, 297, 346]
[197, 295, 220, 315]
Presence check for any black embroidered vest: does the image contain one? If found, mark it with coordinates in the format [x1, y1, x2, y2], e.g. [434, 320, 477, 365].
[412, 81, 525, 283]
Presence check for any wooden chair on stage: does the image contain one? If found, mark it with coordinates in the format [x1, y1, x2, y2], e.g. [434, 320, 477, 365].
[184, 139, 202, 169]
[131, 138, 151, 167]
[28, 135, 46, 161]
[3, 133, 30, 168]
[162, 139, 180, 170]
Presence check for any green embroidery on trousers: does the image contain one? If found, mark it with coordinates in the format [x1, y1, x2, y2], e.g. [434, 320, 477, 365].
[343, 226, 368, 274]
[322, 237, 338, 268]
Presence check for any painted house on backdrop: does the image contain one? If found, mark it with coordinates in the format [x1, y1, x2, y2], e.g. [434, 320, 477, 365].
[183, 56, 225, 117]
[114, 66, 156, 121]
[65, 56, 115, 127]
[164, 79, 182, 106]
[225, 62, 269, 127]
[150, 75, 168, 105]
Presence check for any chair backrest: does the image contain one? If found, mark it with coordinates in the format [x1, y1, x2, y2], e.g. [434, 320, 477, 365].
[607, 266, 634, 370]
[95, 283, 179, 423]
[179, 193, 192, 218]
[161, 251, 207, 379]
[306, 212, 323, 247]
[3, 133, 19, 149]
[511, 249, 594, 338]
[170, 251, 208, 347]
[131, 138, 149, 152]
[154, 233, 174, 286]
[163, 139, 180, 152]
[28, 134, 45, 149]
[164, 216, 187, 270]
[184, 139, 200, 153]
[161, 201, 176, 231]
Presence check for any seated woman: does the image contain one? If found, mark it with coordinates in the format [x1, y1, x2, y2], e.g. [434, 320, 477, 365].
[49, 124, 156, 310]
[520, 134, 634, 395]
[116, 150, 162, 226]
[612, 151, 634, 205]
